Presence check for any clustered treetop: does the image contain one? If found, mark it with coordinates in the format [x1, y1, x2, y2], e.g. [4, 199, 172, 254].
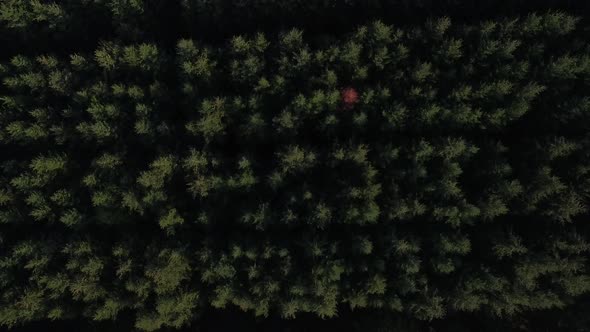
[0, 3, 589, 331]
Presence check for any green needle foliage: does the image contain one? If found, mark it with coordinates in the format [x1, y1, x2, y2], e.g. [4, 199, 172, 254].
[1, 2, 590, 331]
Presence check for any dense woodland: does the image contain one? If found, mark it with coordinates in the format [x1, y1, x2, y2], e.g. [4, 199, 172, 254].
[1, 1, 590, 331]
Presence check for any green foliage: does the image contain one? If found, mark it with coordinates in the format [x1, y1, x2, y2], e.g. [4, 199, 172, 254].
[177, 39, 216, 83]
[0, 10, 589, 332]
[0, 0, 65, 29]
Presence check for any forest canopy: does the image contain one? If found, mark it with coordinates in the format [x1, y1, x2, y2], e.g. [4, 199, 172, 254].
[0, 1, 589, 331]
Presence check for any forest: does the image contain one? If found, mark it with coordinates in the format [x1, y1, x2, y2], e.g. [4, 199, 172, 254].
[1, 1, 589, 331]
